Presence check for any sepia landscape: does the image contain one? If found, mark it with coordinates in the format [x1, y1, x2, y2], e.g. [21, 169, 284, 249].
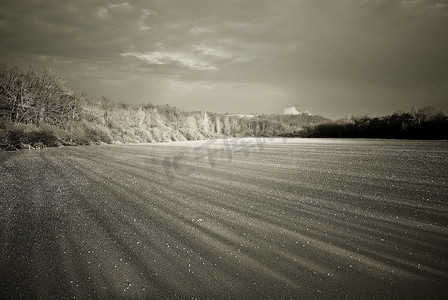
[1, 1, 448, 299]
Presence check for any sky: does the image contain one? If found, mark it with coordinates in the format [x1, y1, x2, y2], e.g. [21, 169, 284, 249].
[1, 0, 447, 119]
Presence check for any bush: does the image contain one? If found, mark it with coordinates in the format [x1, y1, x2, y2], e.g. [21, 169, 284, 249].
[27, 127, 58, 145]
[3, 122, 69, 146]
[7, 126, 27, 145]
[65, 121, 113, 144]
[0, 129, 7, 144]
[84, 125, 113, 144]
[134, 128, 154, 143]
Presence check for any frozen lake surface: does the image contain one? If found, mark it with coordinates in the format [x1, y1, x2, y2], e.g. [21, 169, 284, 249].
[1, 138, 447, 299]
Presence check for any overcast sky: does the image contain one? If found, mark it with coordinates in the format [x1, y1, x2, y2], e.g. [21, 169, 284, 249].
[1, 0, 447, 118]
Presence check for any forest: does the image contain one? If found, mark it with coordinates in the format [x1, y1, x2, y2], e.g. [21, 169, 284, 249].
[0, 62, 329, 149]
[1, 62, 446, 150]
[305, 107, 447, 140]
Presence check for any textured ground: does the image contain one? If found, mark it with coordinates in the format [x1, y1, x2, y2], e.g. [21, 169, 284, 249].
[1, 138, 447, 299]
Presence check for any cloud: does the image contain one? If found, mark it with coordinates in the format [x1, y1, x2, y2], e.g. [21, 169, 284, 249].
[193, 45, 232, 59]
[190, 26, 216, 34]
[401, 0, 425, 5]
[97, 8, 109, 18]
[400, 0, 448, 11]
[138, 9, 156, 31]
[122, 51, 217, 70]
[283, 106, 300, 115]
[138, 22, 151, 31]
[1, 0, 447, 117]
[435, 3, 448, 9]
[97, 2, 133, 18]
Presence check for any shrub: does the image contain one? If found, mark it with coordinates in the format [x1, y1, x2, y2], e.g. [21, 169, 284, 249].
[0, 129, 7, 144]
[7, 126, 27, 145]
[84, 126, 113, 144]
[67, 121, 113, 144]
[135, 128, 154, 143]
[27, 127, 58, 145]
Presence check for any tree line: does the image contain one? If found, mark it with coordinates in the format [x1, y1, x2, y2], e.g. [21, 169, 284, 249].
[305, 108, 447, 140]
[0, 62, 330, 148]
[1, 62, 446, 149]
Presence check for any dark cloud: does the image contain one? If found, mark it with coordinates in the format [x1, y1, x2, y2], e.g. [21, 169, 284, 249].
[1, 0, 447, 117]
